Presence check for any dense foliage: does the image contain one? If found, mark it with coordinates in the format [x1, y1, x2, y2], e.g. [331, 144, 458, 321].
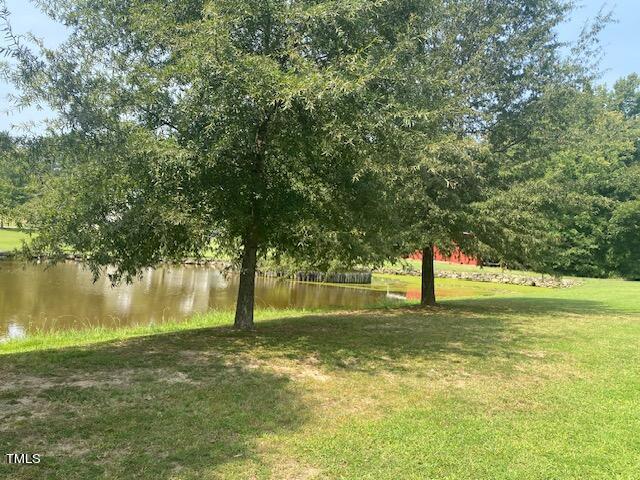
[0, 133, 49, 227]
[609, 200, 640, 280]
[1, 0, 638, 323]
[0, 133, 26, 226]
[8, 0, 545, 324]
[482, 78, 640, 279]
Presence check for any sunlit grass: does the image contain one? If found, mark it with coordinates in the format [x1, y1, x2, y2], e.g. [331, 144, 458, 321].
[0, 308, 320, 355]
[397, 257, 566, 278]
[0, 228, 32, 252]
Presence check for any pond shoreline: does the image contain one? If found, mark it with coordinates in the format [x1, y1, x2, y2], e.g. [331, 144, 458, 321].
[0, 308, 322, 353]
[376, 266, 582, 288]
[0, 260, 392, 342]
[0, 251, 582, 288]
[0, 253, 374, 285]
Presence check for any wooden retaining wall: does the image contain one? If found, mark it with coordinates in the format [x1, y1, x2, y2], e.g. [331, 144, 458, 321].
[259, 270, 372, 285]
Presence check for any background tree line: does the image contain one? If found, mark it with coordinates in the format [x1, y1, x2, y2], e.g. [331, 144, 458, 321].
[476, 74, 640, 281]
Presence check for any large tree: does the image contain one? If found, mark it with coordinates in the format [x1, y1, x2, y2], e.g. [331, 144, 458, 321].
[2, 0, 487, 328]
[384, 0, 584, 305]
[474, 78, 640, 280]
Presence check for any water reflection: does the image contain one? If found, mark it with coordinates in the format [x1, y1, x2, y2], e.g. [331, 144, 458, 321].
[6, 321, 26, 341]
[0, 261, 390, 340]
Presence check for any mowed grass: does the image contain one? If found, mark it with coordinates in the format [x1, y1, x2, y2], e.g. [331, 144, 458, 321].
[1, 277, 639, 479]
[371, 271, 543, 299]
[0, 229, 31, 252]
[400, 258, 557, 278]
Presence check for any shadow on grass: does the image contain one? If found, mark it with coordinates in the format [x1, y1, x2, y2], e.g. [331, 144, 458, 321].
[0, 296, 610, 479]
[444, 295, 616, 317]
[227, 296, 611, 374]
[0, 340, 306, 479]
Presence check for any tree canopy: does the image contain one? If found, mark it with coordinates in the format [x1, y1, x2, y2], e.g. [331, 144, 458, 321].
[5, 0, 530, 326]
[2, 0, 638, 324]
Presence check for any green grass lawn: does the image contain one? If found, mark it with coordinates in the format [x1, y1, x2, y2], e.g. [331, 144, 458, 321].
[1, 276, 639, 479]
[0, 228, 31, 253]
[372, 271, 543, 298]
[398, 257, 559, 278]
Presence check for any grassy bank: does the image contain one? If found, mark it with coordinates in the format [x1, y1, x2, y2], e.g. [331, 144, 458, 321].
[371, 271, 543, 299]
[0, 309, 319, 356]
[397, 257, 567, 278]
[1, 276, 639, 479]
[0, 228, 31, 253]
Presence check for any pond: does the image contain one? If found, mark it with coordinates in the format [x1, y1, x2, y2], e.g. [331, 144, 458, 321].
[0, 261, 405, 341]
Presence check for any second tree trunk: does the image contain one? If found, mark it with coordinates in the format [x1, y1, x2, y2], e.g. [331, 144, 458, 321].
[421, 245, 436, 306]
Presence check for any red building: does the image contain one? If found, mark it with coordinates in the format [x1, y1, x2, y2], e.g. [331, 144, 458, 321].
[408, 247, 479, 266]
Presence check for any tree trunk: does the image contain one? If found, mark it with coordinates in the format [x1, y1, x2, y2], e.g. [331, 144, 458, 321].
[234, 238, 258, 330]
[421, 245, 436, 306]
